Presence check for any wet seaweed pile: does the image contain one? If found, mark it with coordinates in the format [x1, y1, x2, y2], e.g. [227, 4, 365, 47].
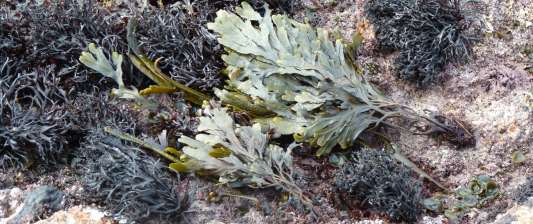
[365, 0, 479, 87]
[0, 0, 299, 222]
[335, 150, 423, 222]
[78, 129, 187, 222]
[1, 0, 127, 92]
[0, 62, 78, 170]
[0, 1, 501, 223]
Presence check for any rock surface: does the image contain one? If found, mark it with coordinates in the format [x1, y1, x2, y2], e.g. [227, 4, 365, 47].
[34, 206, 112, 224]
[0, 187, 23, 219]
[1, 186, 65, 224]
[493, 197, 533, 224]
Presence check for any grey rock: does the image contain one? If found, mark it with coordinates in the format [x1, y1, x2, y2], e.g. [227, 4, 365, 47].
[0, 187, 23, 219]
[34, 206, 112, 224]
[6, 186, 65, 224]
[492, 197, 533, 224]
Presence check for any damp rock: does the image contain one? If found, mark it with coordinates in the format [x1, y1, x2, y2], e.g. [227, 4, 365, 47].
[0, 187, 24, 219]
[493, 197, 533, 224]
[34, 206, 112, 224]
[2, 186, 65, 224]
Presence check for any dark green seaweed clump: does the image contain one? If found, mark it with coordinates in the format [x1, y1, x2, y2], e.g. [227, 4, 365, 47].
[0, 0, 125, 169]
[0, 0, 126, 85]
[365, 0, 478, 87]
[78, 130, 187, 223]
[134, 1, 226, 90]
[335, 149, 424, 222]
[0, 0, 299, 92]
[134, 0, 300, 90]
[0, 60, 79, 170]
[247, 0, 301, 14]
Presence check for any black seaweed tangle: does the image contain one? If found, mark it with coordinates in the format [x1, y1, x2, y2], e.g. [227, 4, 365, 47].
[335, 149, 424, 222]
[134, 0, 300, 90]
[365, 0, 480, 87]
[0, 60, 79, 170]
[78, 130, 187, 223]
[0, 0, 128, 91]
